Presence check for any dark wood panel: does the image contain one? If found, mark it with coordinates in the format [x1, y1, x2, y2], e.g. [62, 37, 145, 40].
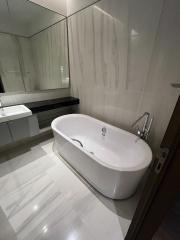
[161, 96, 180, 148]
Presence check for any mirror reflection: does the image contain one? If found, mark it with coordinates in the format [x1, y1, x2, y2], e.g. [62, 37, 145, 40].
[0, 0, 69, 93]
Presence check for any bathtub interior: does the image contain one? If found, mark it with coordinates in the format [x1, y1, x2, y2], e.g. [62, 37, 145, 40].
[52, 114, 152, 171]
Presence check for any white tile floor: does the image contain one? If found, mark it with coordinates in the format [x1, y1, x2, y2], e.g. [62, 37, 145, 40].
[0, 139, 140, 240]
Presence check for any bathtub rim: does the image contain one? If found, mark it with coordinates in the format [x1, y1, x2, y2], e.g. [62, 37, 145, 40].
[51, 114, 153, 172]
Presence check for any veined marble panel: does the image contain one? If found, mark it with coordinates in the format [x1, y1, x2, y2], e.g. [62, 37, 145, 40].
[0, 33, 26, 92]
[18, 38, 37, 91]
[68, 0, 180, 151]
[0, 32, 36, 92]
[1, 88, 70, 106]
[30, 20, 69, 90]
[127, 0, 164, 91]
[67, 0, 100, 16]
[0, 20, 70, 94]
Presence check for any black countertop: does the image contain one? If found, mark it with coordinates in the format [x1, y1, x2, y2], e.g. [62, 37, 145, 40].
[25, 97, 79, 113]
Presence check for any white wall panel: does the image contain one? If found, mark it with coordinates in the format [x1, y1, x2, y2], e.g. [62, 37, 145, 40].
[68, 0, 180, 151]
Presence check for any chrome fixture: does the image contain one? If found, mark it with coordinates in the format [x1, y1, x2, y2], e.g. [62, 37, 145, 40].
[102, 127, 107, 136]
[132, 112, 153, 141]
[171, 83, 180, 88]
[71, 138, 83, 147]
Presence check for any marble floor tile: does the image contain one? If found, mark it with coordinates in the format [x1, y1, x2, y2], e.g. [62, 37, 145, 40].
[0, 139, 140, 240]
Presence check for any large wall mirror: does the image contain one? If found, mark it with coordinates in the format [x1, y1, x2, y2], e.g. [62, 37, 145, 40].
[0, 0, 69, 93]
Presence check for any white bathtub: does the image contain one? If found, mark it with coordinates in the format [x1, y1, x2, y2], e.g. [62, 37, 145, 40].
[51, 114, 152, 199]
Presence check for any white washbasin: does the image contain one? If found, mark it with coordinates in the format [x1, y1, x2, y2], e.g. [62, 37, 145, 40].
[0, 105, 32, 123]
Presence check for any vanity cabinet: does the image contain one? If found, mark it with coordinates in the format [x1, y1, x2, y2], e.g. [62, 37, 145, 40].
[9, 115, 39, 141]
[0, 115, 39, 146]
[0, 123, 12, 146]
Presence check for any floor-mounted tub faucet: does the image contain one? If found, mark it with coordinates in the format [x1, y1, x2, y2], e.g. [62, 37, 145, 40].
[132, 112, 153, 141]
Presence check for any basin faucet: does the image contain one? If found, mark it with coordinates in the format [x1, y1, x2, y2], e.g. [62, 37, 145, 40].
[132, 112, 153, 141]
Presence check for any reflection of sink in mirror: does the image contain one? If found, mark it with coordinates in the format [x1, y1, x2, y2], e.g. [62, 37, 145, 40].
[0, 105, 32, 123]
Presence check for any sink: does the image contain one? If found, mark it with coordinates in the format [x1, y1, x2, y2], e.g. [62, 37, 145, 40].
[0, 105, 32, 123]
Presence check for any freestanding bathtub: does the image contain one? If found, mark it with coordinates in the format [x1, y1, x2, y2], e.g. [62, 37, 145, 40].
[51, 114, 152, 199]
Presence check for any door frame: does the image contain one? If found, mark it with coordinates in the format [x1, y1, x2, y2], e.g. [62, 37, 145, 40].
[125, 96, 180, 240]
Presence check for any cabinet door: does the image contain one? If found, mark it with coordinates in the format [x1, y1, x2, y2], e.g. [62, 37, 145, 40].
[28, 115, 39, 137]
[8, 115, 39, 142]
[0, 123, 13, 146]
[8, 118, 29, 141]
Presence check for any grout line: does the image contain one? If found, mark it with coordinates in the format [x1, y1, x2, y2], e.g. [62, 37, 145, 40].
[0, 1, 103, 38]
[29, 18, 67, 38]
[66, 18, 72, 91]
[67, 0, 102, 18]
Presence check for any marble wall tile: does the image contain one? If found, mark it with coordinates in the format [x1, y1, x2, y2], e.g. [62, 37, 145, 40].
[18, 38, 36, 92]
[67, 0, 100, 16]
[68, 0, 180, 151]
[0, 21, 71, 106]
[127, 0, 164, 91]
[31, 20, 69, 90]
[0, 33, 38, 93]
[0, 33, 26, 92]
[1, 88, 70, 106]
[0, 20, 69, 93]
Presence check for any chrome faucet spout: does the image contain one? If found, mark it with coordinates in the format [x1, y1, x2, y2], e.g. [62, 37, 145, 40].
[142, 112, 150, 132]
[131, 112, 149, 128]
[132, 112, 153, 141]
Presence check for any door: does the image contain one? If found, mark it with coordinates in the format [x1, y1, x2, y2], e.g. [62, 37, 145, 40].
[0, 122, 13, 146]
[152, 192, 180, 239]
[125, 96, 180, 240]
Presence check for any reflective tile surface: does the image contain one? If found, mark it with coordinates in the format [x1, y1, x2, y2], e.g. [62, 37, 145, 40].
[69, 0, 180, 151]
[0, 139, 140, 240]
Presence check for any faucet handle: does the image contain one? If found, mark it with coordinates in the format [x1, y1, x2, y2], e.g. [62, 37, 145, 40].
[137, 130, 144, 138]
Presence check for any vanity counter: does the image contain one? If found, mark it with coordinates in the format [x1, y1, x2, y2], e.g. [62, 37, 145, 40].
[24, 97, 79, 113]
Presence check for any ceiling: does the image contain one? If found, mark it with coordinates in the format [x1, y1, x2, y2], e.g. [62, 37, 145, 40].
[0, 0, 101, 37]
[0, 0, 65, 37]
[29, 0, 100, 17]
